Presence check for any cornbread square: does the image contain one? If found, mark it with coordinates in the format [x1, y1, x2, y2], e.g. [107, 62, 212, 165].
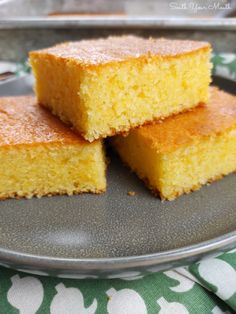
[30, 35, 212, 142]
[112, 88, 236, 200]
[0, 96, 106, 200]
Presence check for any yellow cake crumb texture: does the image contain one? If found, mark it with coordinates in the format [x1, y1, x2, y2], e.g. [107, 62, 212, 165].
[0, 143, 106, 199]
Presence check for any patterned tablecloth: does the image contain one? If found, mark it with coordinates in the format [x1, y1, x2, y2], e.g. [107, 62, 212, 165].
[0, 53, 235, 314]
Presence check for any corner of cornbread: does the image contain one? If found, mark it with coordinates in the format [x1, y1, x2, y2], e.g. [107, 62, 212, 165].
[112, 87, 236, 200]
[30, 35, 212, 142]
[0, 96, 106, 200]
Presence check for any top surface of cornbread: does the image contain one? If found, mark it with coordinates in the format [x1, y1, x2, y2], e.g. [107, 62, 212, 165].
[133, 87, 236, 153]
[0, 96, 86, 146]
[30, 35, 210, 67]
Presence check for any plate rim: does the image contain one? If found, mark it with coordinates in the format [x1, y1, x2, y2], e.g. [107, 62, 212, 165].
[0, 230, 235, 271]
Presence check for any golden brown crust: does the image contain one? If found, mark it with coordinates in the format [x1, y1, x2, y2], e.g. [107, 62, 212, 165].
[131, 87, 236, 153]
[0, 96, 93, 147]
[30, 35, 211, 68]
[0, 187, 106, 201]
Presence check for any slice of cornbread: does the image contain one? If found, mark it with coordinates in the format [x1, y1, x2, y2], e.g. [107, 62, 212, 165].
[30, 35, 212, 142]
[112, 87, 236, 200]
[0, 96, 106, 200]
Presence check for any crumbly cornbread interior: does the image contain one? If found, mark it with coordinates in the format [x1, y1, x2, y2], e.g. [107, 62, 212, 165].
[30, 37, 211, 141]
[0, 143, 106, 199]
[112, 88, 236, 200]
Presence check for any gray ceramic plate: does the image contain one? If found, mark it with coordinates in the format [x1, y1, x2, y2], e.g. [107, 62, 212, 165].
[0, 75, 235, 279]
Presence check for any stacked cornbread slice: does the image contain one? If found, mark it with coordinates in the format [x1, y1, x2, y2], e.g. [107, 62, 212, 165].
[2, 35, 235, 200]
[30, 36, 211, 142]
[112, 88, 236, 200]
[0, 96, 106, 199]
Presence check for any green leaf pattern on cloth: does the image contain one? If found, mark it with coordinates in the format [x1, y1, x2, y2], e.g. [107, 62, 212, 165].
[0, 54, 235, 313]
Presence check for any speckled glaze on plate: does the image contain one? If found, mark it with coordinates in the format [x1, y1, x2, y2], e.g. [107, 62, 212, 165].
[0, 75, 235, 279]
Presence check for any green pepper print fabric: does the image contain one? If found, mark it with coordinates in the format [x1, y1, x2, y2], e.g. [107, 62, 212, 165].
[0, 250, 235, 313]
[0, 53, 235, 314]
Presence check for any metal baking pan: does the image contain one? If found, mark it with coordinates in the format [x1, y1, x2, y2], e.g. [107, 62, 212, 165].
[0, 17, 235, 30]
[0, 17, 235, 62]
